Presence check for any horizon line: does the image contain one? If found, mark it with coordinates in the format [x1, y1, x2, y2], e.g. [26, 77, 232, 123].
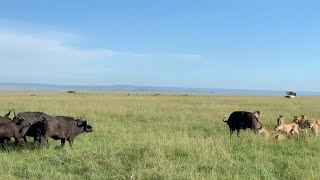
[0, 81, 313, 93]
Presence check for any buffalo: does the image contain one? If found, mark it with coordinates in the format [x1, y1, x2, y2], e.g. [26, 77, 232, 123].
[13, 111, 51, 142]
[223, 111, 263, 137]
[0, 116, 29, 148]
[40, 116, 93, 148]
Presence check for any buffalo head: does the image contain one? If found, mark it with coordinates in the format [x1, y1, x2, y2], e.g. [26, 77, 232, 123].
[77, 119, 93, 133]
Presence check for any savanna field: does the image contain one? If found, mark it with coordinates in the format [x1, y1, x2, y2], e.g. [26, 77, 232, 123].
[1, 93, 320, 179]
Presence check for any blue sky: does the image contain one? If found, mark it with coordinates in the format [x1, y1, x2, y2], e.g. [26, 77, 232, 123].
[0, 1, 320, 91]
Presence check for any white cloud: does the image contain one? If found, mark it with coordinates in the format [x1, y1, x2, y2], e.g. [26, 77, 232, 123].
[0, 31, 116, 62]
[0, 28, 204, 62]
[0, 25, 205, 85]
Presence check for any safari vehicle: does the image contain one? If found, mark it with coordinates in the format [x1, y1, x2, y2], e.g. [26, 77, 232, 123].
[285, 91, 296, 98]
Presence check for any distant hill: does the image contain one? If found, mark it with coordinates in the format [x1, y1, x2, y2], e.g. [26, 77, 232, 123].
[0, 82, 319, 96]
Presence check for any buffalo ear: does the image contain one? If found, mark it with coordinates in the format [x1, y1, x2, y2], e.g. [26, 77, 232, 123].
[77, 121, 85, 127]
[39, 116, 47, 123]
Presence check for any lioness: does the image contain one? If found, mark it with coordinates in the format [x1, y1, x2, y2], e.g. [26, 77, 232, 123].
[254, 111, 261, 119]
[277, 115, 284, 125]
[275, 123, 300, 135]
[292, 116, 300, 124]
[306, 121, 320, 136]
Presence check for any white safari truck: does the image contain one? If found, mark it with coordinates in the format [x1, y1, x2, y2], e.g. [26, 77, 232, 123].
[285, 91, 296, 98]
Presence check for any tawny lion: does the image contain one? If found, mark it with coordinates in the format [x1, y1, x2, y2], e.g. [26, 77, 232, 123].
[276, 115, 284, 125]
[274, 123, 300, 135]
[306, 121, 320, 136]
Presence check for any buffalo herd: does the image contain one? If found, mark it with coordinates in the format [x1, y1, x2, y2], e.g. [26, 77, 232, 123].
[3, 108, 310, 149]
[0, 110, 93, 149]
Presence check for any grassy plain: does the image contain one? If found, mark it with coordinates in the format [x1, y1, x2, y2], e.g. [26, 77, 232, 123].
[0, 93, 320, 179]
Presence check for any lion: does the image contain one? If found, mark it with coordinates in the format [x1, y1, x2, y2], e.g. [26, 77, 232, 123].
[276, 115, 284, 125]
[292, 115, 300, 124]
[306, 121, 320, 136]
[254, 111, 261, 120]
[274, 123, 300, 135]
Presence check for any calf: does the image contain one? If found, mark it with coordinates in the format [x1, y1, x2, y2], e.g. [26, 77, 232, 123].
[40, 116, 93, 148]
[223, 111, 263, 137]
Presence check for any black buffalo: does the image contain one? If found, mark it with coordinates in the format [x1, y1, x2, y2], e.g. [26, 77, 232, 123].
[223, 111, 263, 137]
[0, 116, 29, 148]
[40, 116, 93, 148]
[13, 111, 51, 142]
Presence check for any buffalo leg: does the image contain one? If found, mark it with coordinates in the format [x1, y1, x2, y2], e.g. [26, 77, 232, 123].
[14, 137, 22, 147]
[229, 129, 234, 137]
[33, 136, 38, 142]
[237, 129, 240, 137]
[23, 136, 28, 143]
[5, 137, 10, 142]
[0, 139, 4, 149]
[20, 127, 29, 143]
[41, 135, 49, 147]
[60, 139, 66, 147]
[68, 140, 73, 148]
[35, 129, 42, 143]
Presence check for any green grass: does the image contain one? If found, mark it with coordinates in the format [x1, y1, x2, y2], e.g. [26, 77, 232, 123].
[1, 93, 320, 179]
